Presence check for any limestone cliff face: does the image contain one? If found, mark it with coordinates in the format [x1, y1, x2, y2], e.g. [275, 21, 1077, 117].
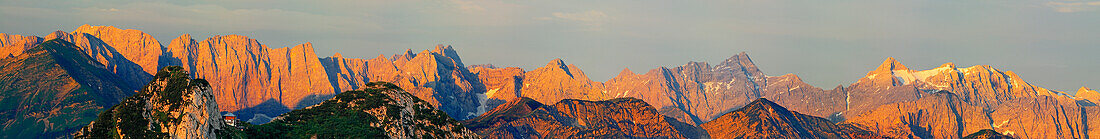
[846, 92, 1094, 139]
[70, 24, 164, 75]
[470, 66, 525, 115]
[251, 82, 479, 138]
[0, 33, 43, 58]
[42, 29, 153, 90]
[842, 58, 1094, 139]
[842, 58, 925, 119]
[74, 66, 224, 139]
[701, 98, 882, 139]
[989, 95, 1091, 139]
[519, 59, 607, 104]
[845, 91, 992, 139]
[463, 97, 703, 139]
[603, 52, 846, 125]
[163, 34, 335, 117]
[320, 45, 484, 120]
[844, 59, 1062, 118]
[0, 39, 136, 138]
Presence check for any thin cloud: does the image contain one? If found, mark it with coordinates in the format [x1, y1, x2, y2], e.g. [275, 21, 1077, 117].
[451, 0, 487, 13]
[541, 10, 609, 31]
[1046, 1, 1100, 13]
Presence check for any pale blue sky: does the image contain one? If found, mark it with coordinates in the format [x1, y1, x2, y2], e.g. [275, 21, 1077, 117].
[2, 0, 1098, 94]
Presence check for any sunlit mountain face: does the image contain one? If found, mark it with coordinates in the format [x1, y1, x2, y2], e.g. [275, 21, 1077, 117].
[2, 1, 1099, 138]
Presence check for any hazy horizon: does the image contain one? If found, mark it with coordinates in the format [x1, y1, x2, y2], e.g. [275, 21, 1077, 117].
[2, 0, 1098, 93]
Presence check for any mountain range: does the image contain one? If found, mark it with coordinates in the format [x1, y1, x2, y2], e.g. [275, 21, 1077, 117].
[2, 25, 1098, 138]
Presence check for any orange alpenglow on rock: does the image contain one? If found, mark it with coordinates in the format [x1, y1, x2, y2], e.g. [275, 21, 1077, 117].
[320, 44, 485, 120]
[518, 58, 607, 104]
[1076, 87, 1100, 103]
[462, 97, 706, 138]
[701, 98, 883, 139]
[164, 34, 336, 114]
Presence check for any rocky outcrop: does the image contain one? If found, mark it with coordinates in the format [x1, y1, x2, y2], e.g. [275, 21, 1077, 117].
[464, 97, 703, 139]
[0, 39, 136, 138]
[320, 45, 484, 120]
[701, 98, 882, 139]
[246, 82, 479, 138]
[163, 34, 336, 119]
[74, 66, 224, 139]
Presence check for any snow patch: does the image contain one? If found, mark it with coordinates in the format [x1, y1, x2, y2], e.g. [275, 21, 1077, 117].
[892, 70, 917, 85]
[471, 91, 491, 118]
[913, 66, 952, 81]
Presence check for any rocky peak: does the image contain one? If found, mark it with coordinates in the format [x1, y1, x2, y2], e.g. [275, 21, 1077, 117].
[717, 52, 763, 76]
[43, 30, 71, 41]
[391, 49, 417, 62]
[432, 44, 463, 65]
[702, 98, 881, 139]
[939, 62, 957, 69]
[1076, 87, 1100, 103]
[740, 98, 787, 114]
[617, 67, 637, 77]
[874, 57, 910, 72]
[71, 25, 164, 75]
[519, 58, 605, 104]
[544, 58, 573, 77]
[331, 52, 343, 58]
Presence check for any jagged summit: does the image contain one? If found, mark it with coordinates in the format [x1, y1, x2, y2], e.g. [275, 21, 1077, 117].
[546, 58, 567, 67]
[939, 62, 957, 69]
[617, 67, 637, 77]
[873, 57, 909, 72]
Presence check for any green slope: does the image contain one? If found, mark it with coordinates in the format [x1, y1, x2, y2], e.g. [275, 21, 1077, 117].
[0, 39, 135, 138]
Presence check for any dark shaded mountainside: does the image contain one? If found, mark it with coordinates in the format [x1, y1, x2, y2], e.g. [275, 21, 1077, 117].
[0, 39, 136, 138]
[2, 25, 1099, 138]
